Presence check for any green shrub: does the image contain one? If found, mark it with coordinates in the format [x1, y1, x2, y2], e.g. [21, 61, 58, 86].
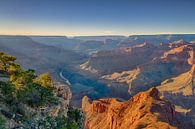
[0, 52, 83, 129]
[0, 114, 6, 129]
[25, 115, 80, 129]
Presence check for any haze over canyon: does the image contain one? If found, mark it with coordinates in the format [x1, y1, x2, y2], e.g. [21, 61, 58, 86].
[1, 0, 195, 128]
[1, 34, 195, 128]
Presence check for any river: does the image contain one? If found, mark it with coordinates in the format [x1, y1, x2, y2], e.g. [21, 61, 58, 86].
[59, 68, 109, 106]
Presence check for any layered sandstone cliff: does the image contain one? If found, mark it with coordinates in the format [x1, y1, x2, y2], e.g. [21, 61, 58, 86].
[157, 65, 195, 96]
[82, 88, 192, 129]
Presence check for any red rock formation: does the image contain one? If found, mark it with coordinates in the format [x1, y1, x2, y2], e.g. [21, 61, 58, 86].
[82, 88, 192, 129]
[80, 42, 156, 74]
[161, 44, 195, 66]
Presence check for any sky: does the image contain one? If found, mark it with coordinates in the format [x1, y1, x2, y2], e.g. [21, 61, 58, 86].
[0, 0, 195, 36]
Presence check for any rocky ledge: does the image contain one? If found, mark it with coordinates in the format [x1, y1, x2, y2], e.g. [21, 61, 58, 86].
[82, 87, 193, 129]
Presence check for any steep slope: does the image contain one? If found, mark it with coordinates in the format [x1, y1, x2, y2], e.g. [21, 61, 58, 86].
[81, 42, 156, 74]
[0, 52, 83, 129]
[155, 66, 195, 125]
[0, 36, 85, 64]
[157, 65, 195, 96]
[82, 88, 192, 129]
[160, 42, 194, 66]
[102, 67, 141, 85]
[74, 39, 119, 55]
[82, 40, 194, 75]
[0, 36, 86, 79]
[101, 41, 195, 97]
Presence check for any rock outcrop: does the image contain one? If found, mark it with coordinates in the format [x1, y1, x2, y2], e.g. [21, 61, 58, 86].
[82, 88, 192, 129]
[100, 41, 195, 97]
[157, 65, 195, 96]
[80, 42, 156, 75]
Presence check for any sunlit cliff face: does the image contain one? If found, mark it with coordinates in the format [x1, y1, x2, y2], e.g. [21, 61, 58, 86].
[82, 88, 192, 129]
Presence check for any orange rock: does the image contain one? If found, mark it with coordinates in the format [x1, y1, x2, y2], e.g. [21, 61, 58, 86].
[82, 88, 192, 129]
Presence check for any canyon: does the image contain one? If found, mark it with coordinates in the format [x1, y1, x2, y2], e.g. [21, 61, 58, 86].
[1, 34, 195, 128]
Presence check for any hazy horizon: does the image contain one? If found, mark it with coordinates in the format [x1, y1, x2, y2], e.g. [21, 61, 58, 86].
[0, 0, 195, 36]
[1, 33, 195, 37]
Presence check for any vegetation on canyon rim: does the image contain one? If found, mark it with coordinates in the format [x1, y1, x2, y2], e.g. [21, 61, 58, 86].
[0, 52, 83, 129]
